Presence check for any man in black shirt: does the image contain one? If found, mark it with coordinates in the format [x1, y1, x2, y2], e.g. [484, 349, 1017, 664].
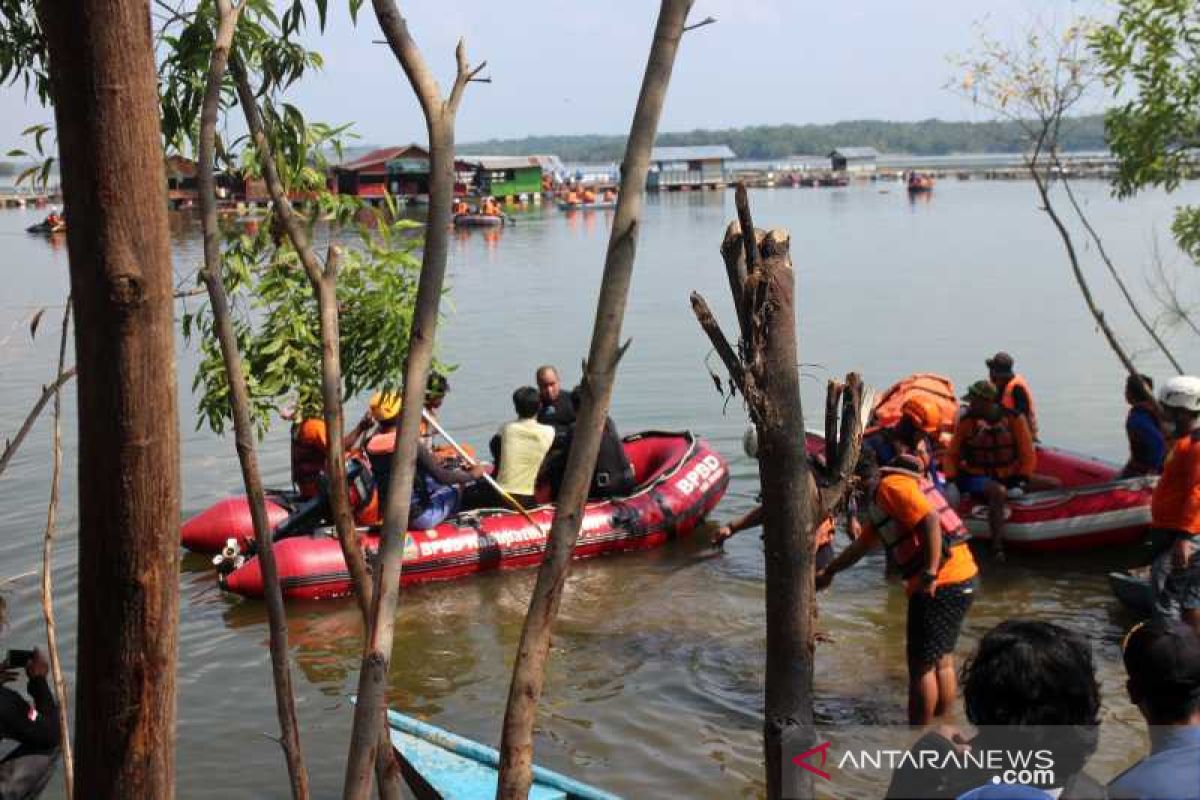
[0, 647, 60, 798]
[535, 365, 575, 431]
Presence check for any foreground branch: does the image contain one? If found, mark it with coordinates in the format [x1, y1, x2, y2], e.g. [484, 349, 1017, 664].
[42, 299, 72, 799]
[343, 4, 487, 798]
[0, 368, 76, 480]
[198, 3, 310, 797]
[495, 3, 694, 797]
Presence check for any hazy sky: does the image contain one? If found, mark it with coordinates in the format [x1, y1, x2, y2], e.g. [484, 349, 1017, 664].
[0, 0, 1108, 151]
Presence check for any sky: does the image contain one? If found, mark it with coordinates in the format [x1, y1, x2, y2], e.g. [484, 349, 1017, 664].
[0, 0, 1111, 152]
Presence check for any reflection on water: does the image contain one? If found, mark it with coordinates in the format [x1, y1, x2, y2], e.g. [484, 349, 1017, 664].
[1, 180, 1197, 797]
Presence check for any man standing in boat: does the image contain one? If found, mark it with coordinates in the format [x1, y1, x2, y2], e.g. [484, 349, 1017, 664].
[1148, 376, 1200, 636]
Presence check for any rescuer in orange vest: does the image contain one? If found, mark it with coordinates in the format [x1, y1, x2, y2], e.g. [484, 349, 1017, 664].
[987, 351, 1039, 440]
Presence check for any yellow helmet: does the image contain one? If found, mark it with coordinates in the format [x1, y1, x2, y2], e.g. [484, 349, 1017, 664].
[369, 391, 401, 422]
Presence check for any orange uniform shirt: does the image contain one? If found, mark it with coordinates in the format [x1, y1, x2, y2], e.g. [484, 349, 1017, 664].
[1151, 432, 1200, 535]
[862, 473, 978, 595]
[944, 413, 1036, 480]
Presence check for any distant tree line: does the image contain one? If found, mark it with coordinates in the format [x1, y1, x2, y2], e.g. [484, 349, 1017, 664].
[462, 114, 1108, 161]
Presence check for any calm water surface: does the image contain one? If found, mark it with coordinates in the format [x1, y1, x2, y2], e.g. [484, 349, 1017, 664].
[2, 178, 1199, 798]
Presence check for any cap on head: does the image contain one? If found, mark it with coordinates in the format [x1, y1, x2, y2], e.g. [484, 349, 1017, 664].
[963, 380, 999, 402]
[986, 352, 1015, 376]
[296, 418, 328, 449]
[1123, 618, 1200, 700]
[1159, 375, 1200, 413]
[901, 396, 942, 435]
[369, 391, 402, 422]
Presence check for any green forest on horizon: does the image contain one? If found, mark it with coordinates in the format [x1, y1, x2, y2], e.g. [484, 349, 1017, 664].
[461, 115, 1108, 162]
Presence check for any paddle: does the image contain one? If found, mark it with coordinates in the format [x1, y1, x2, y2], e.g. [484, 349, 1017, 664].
[420, 409, 547, 537]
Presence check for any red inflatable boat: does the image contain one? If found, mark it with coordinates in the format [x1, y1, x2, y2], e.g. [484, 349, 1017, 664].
[183, 493, 295, 554]
[956, 445, 1154, 552]
[807, 433, 1154, 553]
[217, 431, 728, 600]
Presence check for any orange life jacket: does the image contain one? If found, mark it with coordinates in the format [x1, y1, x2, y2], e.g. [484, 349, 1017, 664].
[961, 416, 1019, 478]
[999, 374, 1038, 439]
[863, 467, 968, 578]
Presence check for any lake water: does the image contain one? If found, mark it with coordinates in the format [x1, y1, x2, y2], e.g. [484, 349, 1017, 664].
[2, 177, 1199, 798]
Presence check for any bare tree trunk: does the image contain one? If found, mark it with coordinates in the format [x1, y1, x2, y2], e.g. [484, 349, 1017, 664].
[196, 5, 310, 797]
[38, 1, 181, 795]
[42, 300, 72, 800]
[344, 6, 485, 798]
[495, 3, 694, 796]
[748, 228, 816, 800]
[230, 58, 400, 800]
[692, 186, 865, 799]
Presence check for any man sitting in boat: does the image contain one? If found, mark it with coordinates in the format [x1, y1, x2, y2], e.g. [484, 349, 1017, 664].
[542, 385, 634, 500]
[987, 351, 1039, 441]
[581, 188, 596, 204]
[1122, 373, 1167, 478]
[1148, 376, 1200, 636]
[863, 396, 944, 487]
[945, 381, 1059, 559]
[535, 365, 576, 432]
[0, 647, 60, 799]
[602, 189, 616, 203]
[364, 392, 486, 529]
[481, 196, 502, 217]
[484, 386, 555, 508]
[452, 198, 469, 216]
[563, 188, 580, 206]
[288, 410, 375, 499]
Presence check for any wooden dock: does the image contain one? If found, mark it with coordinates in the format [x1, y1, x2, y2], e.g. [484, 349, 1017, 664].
[0, 189, 62, 208]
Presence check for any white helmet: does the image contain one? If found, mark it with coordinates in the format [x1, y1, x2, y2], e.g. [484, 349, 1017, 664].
[1159, 375, 1200, 412]
[742, 425, 759, 459]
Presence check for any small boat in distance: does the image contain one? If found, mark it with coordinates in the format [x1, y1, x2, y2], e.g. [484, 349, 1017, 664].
[27, 213, 66, 235]
[907, 172, 935, 193]
[384, 706, 622, 800]
[453, 213, 504, 228]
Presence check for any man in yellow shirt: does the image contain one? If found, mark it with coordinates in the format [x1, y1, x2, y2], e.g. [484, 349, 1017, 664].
[488, 386, 556, 508]
[818, 453, 978, 725]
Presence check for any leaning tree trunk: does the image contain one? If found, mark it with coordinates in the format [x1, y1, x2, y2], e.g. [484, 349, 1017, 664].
[495, 2, 694, 797]
[38, 1, 181, 796]
[343, 5, 486, 797]
[197, 4, 310, 798]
